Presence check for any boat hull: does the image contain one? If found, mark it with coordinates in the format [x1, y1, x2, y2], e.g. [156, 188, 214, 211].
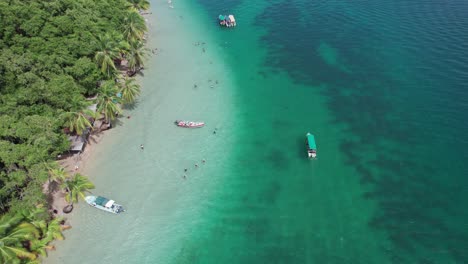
[175, 120, 205, 128]
[218, 14, 237, 27]
[306, 132, 317, 159]
[85, 196, 125, 214]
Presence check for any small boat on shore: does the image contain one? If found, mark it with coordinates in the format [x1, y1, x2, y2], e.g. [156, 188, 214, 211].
[175, 120, 205, 128]
[218, 14, 236, 27]
[85, 195, 125, 214]
[306, 132, 317, 159]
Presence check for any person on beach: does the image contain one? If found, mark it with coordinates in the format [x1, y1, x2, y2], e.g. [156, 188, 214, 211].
[183, 175, 187, 179]
[184, 168, 188, 172]
[202, 159, 206, 163]
[140, 144, 144, 150]
[195, 164, 199, 168]
[213, 130, 216, 134]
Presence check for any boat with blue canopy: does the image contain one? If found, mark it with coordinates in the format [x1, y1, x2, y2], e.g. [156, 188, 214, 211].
[306, 133, 317, 158]
[218, 14, 236, 27]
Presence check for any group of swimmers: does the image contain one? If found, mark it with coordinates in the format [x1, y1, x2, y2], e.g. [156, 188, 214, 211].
[193, 79, 219, 89]
[139, 144, 207, 180]
[183, 159, 206, 179]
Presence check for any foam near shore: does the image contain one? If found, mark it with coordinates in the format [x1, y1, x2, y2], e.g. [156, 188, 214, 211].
[44, 1, 238, 263]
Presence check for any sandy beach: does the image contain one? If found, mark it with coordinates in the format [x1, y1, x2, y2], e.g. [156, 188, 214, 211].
[44, 1, 237, 263]
[48, 129, 108, 217]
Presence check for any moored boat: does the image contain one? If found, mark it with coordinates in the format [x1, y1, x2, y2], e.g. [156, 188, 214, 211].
[306, 132, 317, 159]
[85, 195, 125, 214]
[218, 14, 237, 27]
[175, 120, 205, 128]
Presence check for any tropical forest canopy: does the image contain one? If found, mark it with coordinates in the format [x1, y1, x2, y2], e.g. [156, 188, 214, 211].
[0, 0, 149, 262]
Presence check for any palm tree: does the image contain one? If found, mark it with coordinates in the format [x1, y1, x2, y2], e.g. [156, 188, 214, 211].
[19, 207, 60, 259]
[48, 167, 68, 183]
[29, 216, 66, 259]
[43, 218, 65, 242]
[119, 76, 141, 105]
[68, 95, 88, 112]
[127, 0, 150, 11]
[127, 39, 147, 74]
[97, 81, 122, 124]
[0, 214, 38, 262]
[62, 174, 95, 204]
[94, 34, 121, 77]
[0, 213, 22, 234]
[123, 11, 147, 41]
[20, 206, 47, 237]
[29, 239, 55, 259]
[61, 110, 95, 135]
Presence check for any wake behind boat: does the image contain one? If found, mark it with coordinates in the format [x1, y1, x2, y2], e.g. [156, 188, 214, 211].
[85, 195, 125, 214]
[175, 120, 205, 128]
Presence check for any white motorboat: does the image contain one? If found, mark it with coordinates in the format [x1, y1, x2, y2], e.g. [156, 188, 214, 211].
[85, 195, 125, 214]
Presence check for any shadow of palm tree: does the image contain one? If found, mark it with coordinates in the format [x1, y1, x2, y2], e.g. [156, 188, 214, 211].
[122, 101, 139, 111]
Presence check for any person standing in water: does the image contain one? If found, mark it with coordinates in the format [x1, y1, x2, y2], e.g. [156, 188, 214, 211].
[140, 144, 144, 150]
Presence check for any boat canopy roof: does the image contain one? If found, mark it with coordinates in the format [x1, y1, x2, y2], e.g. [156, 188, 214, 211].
[218, 15, 225, 20]
[228, 15, 235, 22]
[105, 200, 115, 208]
[95, 196, 110, 207]
[307, 133, 317, 150]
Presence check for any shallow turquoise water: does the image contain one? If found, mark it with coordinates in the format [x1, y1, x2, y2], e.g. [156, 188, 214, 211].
[46, 0, 468, 263]
[173, 0, 468, 263]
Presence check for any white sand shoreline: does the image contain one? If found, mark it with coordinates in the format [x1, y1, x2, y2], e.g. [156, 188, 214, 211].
[47, 9, 154, 221]
[44, 1, 237, 263]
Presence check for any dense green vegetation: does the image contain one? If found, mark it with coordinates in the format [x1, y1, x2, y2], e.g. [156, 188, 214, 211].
[0, 0, 149, 262]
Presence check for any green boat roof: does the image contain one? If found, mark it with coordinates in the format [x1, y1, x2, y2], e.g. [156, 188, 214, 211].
[95, 196, 109, 207]
[307, 133, 317, 149]
[219, 15, 225, 20]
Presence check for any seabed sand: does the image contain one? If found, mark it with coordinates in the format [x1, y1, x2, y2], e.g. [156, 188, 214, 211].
[45, 1, 237, 263]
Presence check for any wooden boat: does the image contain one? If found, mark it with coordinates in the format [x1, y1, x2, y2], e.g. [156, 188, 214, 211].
[175, 120, 205, 128]
[218, 14, 237, 27]
[85, 196, 125, 214]
[306, 133, 317, 159]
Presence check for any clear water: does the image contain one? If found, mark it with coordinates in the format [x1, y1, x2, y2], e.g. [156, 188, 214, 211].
[46, 0, 468, 263]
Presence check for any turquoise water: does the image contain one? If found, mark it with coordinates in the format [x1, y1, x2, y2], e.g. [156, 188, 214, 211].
[46, 0, 468, 263]
[174, 0, 468, 263]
